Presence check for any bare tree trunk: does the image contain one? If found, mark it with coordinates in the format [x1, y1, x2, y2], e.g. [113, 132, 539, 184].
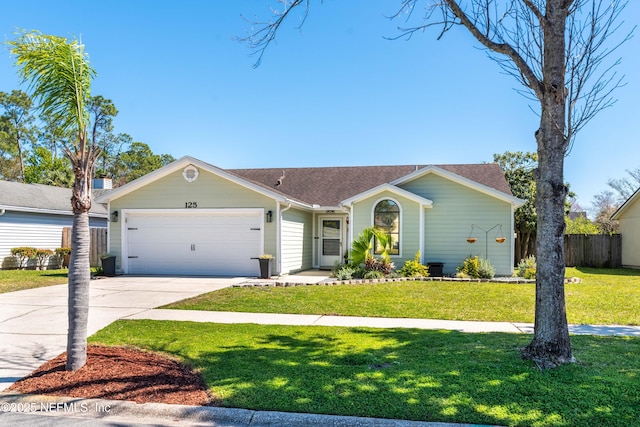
[66, 166, 93, 371]
[521, 1, 573, 367]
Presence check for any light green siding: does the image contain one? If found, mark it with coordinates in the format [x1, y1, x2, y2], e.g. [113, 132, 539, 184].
[400, 174, 513, 275]
[351, 190, 422, 266]
[617, 197, 640, 268]
[281, 207, 313, 274]
[109, 169, 278, 273]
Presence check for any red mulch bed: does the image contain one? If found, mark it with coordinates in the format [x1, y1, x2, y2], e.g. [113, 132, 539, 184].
[8, 345, 212, 406]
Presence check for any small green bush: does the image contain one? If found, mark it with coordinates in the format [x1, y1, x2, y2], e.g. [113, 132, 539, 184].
[478, 257, 496, 279]
[456, 255, 479, 278]
[516, 255, 537, 279]
[333, 264, 358, 280]
[363, 270, 385, 280]
[398, 251, 430, 278]
[456, 256, 495, 279]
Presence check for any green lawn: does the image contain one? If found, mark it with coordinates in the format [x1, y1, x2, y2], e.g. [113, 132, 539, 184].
[90, 319, 640, 427]
[0, 269, 68, 294]
[163, 267, 640, 326]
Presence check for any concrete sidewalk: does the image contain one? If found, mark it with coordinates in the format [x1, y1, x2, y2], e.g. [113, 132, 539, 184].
[126, 309, 640, 336]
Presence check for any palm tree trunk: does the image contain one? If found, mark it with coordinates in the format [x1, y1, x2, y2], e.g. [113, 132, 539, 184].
[66, 210, 91, 371]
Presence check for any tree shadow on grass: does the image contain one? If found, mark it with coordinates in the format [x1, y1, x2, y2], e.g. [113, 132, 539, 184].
[114, 323, 640, 427]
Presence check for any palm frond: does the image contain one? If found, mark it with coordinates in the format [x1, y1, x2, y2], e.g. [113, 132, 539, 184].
[8, 30, 95, 143]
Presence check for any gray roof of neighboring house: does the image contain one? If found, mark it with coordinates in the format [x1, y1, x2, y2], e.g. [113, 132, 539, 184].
[0, 180, 109, 217]
[229, 163, 513, 207]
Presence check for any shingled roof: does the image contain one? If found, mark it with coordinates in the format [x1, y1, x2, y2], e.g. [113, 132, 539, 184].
[0, 180, 109, 216]
[229, 163, 512, 207]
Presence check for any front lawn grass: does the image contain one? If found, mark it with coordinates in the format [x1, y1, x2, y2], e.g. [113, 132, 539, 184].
[0, 269, 68, 294]
[163, 267, 640, 326]
[90, 319, 640, 427]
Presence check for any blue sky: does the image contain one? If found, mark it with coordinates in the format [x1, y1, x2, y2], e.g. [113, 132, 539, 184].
[1, 1, 638, 213]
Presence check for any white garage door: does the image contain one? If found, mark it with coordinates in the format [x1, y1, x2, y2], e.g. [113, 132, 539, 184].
[125, 209, 263, 276]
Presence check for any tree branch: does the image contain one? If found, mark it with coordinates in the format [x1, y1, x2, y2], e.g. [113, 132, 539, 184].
[238, 0, 310, 68]
[442, 0, 543, 98]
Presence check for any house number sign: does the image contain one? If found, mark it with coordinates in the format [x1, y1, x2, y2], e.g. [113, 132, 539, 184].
[185, 202, 198, 208]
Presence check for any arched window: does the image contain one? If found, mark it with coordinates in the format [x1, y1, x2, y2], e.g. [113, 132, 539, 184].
[374, 199, 400, 255]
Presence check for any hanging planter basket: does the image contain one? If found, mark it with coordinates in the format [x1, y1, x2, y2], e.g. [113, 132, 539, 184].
[466, 237, 478, 243]
[495, 237, 506, 243]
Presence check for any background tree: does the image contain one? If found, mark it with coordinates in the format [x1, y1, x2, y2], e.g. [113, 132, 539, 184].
[591, 190, 620, 233]
[565, 215, 600, 234]
[247, 0, 631, 367]
[24, 146, 73, 186]
[111, 141, 175, 185]
[0, 90, 37, 181]
[607, 167, 640, 202]
[9, 30, 99, 371]
[493, 151, 537, 262]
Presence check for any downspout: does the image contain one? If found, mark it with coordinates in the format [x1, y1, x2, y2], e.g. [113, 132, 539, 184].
[278, 203, 293, 275]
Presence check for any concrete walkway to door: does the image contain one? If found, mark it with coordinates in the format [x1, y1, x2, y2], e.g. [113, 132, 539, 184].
[0, 276, 243, 391]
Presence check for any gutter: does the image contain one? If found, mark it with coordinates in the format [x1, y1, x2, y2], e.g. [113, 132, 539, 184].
[0, 205, 108, 218]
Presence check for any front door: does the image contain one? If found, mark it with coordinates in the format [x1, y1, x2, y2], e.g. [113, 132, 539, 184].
[319, 217, 343, 267]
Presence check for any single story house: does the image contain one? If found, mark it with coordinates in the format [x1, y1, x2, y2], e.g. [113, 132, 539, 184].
[0, 180, 109, 269]
[96, 156, 524, 277]
[611, 188, 640, 268]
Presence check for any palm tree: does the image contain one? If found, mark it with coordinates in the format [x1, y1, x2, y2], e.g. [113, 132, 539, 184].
[9, 30, 99, 370]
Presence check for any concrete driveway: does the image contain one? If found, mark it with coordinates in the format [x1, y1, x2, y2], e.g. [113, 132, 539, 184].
[0, 276, 243, 391]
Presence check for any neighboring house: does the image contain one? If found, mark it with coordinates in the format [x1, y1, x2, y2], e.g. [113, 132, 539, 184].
[96, 156, 524, 277]
[611, 188, 640, 268]
[0, 180, 109, 269]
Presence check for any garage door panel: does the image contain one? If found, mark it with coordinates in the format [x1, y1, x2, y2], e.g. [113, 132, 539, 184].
[125, 210, 262, 276]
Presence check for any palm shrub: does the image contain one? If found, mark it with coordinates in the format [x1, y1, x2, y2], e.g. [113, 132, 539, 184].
[364, 256, 395, 276]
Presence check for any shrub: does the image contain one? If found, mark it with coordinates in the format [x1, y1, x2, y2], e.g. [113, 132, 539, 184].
[456, 256, 495, 279]
[333, 264, 358, 280]
[35, 249, 54, 270]
[398, 251, 430, 278]
[516, 255, 537, 279]
[10, 247, 37, 269]
[363, 270, 385, 280]
[456, 255, 479, 278]
[364, 256, 395, 276]
[477, 257, 496, 279]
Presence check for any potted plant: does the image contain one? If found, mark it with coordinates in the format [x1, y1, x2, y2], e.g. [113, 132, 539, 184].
[258, 254, 273, 279]
[100, 253, 116, 277]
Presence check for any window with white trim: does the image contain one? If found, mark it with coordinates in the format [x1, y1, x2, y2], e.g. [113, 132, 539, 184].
[373, 199, 400, 255]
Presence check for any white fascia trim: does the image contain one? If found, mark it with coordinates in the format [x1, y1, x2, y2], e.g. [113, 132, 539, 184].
[391, 165, 526, 207]
[611, 187, 640, 220]
[0, 204, 108, 218]
[341, 183, 434, 208]
[96, 156, 289, 204]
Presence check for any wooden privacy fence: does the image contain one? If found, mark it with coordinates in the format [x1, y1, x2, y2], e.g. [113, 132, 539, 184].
[564, 234, 621, 268]
[62, 227, 108, 267]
